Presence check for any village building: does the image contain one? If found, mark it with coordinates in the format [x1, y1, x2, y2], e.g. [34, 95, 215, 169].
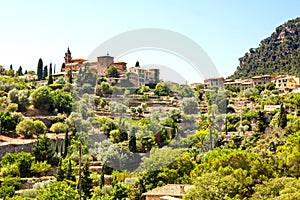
[142, 184, 193, 200]
[273, 75, 300, 93]
[204, 77, 225, 88]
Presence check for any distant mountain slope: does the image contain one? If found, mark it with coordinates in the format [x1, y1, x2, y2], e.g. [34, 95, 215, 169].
[229, 17, 300, 79]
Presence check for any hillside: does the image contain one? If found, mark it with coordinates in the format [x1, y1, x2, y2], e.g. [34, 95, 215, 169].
[230, 17, 300, 79]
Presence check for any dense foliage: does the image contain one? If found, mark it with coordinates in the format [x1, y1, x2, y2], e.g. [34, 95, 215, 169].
[230, 17, 300, 79]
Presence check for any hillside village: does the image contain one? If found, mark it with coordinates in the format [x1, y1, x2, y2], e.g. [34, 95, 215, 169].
[0, 20, 300, 200]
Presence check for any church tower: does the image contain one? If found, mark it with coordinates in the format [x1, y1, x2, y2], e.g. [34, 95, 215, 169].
[64, 47, 72, 64]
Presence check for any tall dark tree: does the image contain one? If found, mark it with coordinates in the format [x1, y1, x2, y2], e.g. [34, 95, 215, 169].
[43, 65, 48, 80]
[66, 159, 76, 182]
[99, 163, 105, 189]
[48, 63, 53, 85]
[256, 110, 267, 133]
[135, 61, 140, 67]
[81, 161, 93, 199]
[7, 64, 14, 76]
[63, 130, 69, 158]
[68, 68, 73, 84]
[17, 66, 23, 76]
[278, 104, 287, 129]
[129, 129, 137, 153]
[54, 64, 56, 74]
[56, 159, 65, 181]
[37, 58, 43, 80]
[61, 63, 65, 72]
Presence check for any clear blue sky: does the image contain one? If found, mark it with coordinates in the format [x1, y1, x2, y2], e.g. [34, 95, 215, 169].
[1, 0, 299, 82]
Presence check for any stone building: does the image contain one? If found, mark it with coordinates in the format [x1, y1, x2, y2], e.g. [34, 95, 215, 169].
[142, 184, 193, 200]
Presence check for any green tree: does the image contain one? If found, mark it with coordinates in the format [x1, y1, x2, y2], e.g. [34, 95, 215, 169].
[16, 66, 23, 76]
[48, 63, 53, 85]
[8, 89, 30, 112]
[95, 82, 113, 97]
[0, 111, 20, 134]
[81, 161, 93, 199]
[154, 82, 170, 96]
[128, 129, 137, 153]
[30, 86, 54, 110]
[37, 58, 43, 81]
[181, 98, 199, 115]
[255, 110, 268, 133]
[43, 65, 48, 80]
[37, 181, 79, 200]
[51, 89, 73, 114]
[105, 65, 119, 78]
[32, 136, 54, 163]
[278, 104, 287, 129]
[0, 152, 34, 177]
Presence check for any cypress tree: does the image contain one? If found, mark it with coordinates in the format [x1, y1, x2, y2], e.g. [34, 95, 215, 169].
[63, 130, 69, 158]
[48, 63, 53, 85]
[66, 159, 76, 182]
[278, 104, 287, 128]
[99, 163, 105, 189]
[17, 66, 23, 76]
[81, 161, 93, 199]
[129, 132, 137, 153]
[43, 65, 48, 80]
[56, 159, 65, 181]
[37, 58, 43, 80]
[68, 68, 73, 84]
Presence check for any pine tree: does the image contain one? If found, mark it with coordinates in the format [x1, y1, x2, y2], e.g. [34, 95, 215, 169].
[56, 159, 65, 181]
[256, 110, 267, 133]
[24, 70, 28, 74]
[81, 161, 93, 199]
[48, 63, 53, 85]
[278, 104, 287, 128]
[43, 65, 48, 80]
[37, 58, 43, 80]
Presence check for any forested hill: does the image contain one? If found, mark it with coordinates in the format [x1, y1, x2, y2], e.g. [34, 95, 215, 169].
[229, 17, 300, 79]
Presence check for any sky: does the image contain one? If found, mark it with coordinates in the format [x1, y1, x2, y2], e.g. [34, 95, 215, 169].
[0, 0, 299, 83]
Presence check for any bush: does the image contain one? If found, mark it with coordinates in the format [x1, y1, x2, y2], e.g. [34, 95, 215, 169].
[50, 122, 68, 133]
[0, 152, 34, 177]
[2, 176, 21, 190]
[34, 120, 47, 135]
[16, 118, 35, 138]
[30, 86, 54, 110]
[30, 161, 51, 176]
[0, 185, 15, 199]
[0, 163, 20, 177]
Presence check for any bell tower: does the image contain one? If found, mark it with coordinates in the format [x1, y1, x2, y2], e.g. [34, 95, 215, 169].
[64, 47, 72, 64]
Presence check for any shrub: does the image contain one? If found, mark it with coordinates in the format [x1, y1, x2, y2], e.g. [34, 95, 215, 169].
[50, 122, 68, 133]
[30, 161, 51, 176]
[2, 176, 21, 190]
[16, 118, 35, 138]
[34, 120, 47, 135]
[0, 163, 20, 177]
